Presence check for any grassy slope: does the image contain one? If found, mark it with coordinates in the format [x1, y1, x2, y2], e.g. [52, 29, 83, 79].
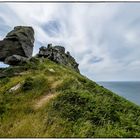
[0, 58, 140, 138]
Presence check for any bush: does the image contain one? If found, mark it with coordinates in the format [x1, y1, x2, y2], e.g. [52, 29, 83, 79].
[52, 91, 89, 121]
[22, 75, 48, 97]
[22, 77, 34, 91]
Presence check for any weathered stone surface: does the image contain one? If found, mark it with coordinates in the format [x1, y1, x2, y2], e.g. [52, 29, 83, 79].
[0, 40, 25, 61]
[54, 46, 65, 54]
[0, 26, 34, 64]
[37, 44, 79, 72]
[38, 46, 48, 57]
[48, 68, 55, 73]
[9, 83, 21, 92]
[0, 26, 80, 72]
[4, 55, 28, 66]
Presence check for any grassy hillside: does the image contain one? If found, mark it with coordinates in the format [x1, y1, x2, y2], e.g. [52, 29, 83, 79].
[0, 58, 140, 138]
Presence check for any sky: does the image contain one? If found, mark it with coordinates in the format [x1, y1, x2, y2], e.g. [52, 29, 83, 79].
[0, 3, 140, 81]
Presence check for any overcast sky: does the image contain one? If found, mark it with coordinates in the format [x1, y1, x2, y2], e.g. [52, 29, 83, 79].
[0, 3, 140, 81]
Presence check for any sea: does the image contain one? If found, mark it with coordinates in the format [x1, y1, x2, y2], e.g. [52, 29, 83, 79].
[98, 81, 140, 106]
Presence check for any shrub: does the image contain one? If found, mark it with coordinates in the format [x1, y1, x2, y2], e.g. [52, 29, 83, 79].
[22, 75, 48, 97]
[52, 91, 89, 121]
[22, 77, 34, 91]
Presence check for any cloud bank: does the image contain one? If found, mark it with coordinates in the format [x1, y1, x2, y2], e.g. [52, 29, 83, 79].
[0, 3, 140, 81]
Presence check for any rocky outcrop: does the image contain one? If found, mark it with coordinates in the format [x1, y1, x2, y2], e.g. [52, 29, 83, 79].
[0, 26, 80, 73]
[37, 44, 79, 72]
[4, 55, 28, 65]
[0, 26, 34, 65]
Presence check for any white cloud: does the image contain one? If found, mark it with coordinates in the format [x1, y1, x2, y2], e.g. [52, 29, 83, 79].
[0, 3, 140, 81]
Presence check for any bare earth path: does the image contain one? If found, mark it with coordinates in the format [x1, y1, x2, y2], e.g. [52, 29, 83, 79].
[34, 93, 58, 110]
[34, 76, 62, 110]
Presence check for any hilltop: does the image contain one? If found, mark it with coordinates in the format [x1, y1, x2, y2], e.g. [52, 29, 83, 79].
[0, 26, 140, 138]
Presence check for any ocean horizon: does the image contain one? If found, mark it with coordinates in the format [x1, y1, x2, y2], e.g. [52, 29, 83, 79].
[98, 81, 140, 106]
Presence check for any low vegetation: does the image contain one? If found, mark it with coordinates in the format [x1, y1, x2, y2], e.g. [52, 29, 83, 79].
[0, 58, 140, 137]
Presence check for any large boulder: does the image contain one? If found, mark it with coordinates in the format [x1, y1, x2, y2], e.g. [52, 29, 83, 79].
[37, 44, 80, 72]
[0, 26, 34, 64]
[4, 55, 28, 66]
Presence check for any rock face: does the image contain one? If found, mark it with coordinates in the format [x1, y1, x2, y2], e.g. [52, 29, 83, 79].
[4, 55, 28, 65]
[37, 44, 79, 72]
[0, 26, 80, 72]
[0, 26, 34, 65]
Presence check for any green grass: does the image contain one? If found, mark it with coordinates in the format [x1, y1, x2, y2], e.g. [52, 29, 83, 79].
[0, 58, 140, 137]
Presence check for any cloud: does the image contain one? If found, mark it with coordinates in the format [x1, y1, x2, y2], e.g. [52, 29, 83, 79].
[0, 3, 140, 81]
[41, 20, 62, 37]
[0, 62, 9, 68]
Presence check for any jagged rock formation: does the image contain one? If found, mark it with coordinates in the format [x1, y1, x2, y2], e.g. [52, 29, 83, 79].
[4, 55, 28, 65]
[0, 26, 34, 65]
[0, 26, 79, 72]
[37, 44, 79, 72]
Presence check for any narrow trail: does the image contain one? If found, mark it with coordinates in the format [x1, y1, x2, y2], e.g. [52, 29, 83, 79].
[34, 93, 58, 110]
[34, 76, 62, 110]
[51, 80, 63, 89]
